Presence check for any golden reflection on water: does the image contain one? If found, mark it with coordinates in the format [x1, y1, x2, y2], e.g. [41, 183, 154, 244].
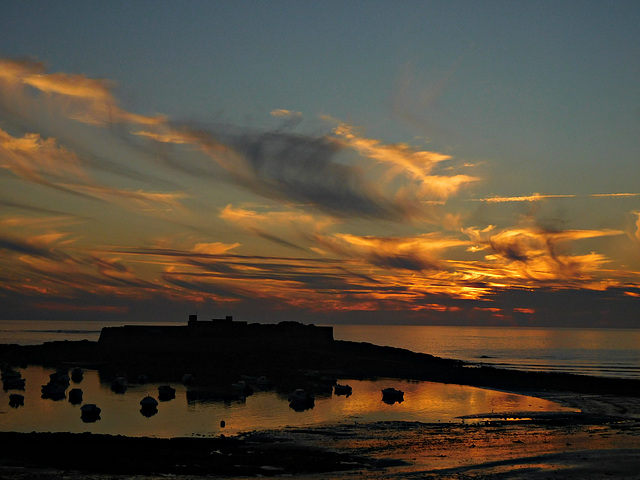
[0, 366, 574, 437]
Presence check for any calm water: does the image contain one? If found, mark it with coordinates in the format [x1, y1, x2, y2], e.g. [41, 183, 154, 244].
[1, 320, 639, 379]
[0, 365, 573, 438]
[0, 320, 184, 346]
[334, 325, 640, 380]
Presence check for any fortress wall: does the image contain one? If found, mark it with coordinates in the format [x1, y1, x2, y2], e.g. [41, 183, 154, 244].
[98, 320, 334, 353]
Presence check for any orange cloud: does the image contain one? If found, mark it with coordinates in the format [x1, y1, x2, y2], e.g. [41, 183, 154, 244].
[221, 204, 335, 231]
[0, 128, 89, 186]
[0, 127, 186, 213]
[479, 194, 569, 203]
[633, 211, 640, 241]
[136, 118, 476, 223]
[0, 214, 81, 229]
[270, 109, 302, 119]
[469, 192, 640, 203]
[333, 123, 477, 200]
[0, 58, 165, 126]
[220, 204, 336, 250]
[463, 225, 623, 283]
[474, 307, 502, 313]
[513, 307, 535, 314]
[68, 184, 187, 211]
[315, 232, 469, 272]
[2, 59, 639, 321]
[133, 128, 204, 145]
[192, 242, 240, 255]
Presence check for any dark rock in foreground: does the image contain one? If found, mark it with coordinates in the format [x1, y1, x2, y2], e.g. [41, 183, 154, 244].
[0, 431, 370, 477]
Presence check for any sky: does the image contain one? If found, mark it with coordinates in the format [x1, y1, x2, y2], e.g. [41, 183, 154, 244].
[1, 1, 639, 327]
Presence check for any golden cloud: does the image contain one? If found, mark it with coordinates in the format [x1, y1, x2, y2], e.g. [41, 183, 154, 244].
[0, 128, 89, 185]
[469, 192, 640, 203]
[192, 242, 241, 255]
[220, 204, 336, 236]
[67, 184, 187, 211]
[463, 225, 623, 282]
[315, 232, 469, 272]
[270, 109, 302, 119]
[333, 123, 477, 200]
[0, 58, 165, 126]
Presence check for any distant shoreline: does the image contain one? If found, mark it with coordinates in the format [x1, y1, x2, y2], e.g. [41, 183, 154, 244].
[1, 338, 639, 398]
[2, 320, 639, 380]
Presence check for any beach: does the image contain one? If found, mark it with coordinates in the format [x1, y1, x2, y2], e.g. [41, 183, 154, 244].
[2, 332, 640, 478]
[1, 391, 639, 479]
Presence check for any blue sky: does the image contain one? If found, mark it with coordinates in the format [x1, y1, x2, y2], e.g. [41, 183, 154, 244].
[1, 1, 639, 326]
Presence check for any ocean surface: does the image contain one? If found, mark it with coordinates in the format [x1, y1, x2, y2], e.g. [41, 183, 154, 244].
[1, 320, 638, 380]
[335, 324, 640, 380]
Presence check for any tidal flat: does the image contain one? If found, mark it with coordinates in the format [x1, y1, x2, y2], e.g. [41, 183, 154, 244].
[1, 395, 639, 479]
[1, 329, 639, 478]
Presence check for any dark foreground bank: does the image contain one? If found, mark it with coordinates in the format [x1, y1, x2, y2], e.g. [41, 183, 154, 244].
[1, 335, 639, 398]
[0, 430, 374, 477]
[1, 405, 640, 479]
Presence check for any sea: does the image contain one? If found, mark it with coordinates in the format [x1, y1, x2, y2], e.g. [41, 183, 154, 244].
[1, 320, 638, 380]
[1, 320, 637, 437]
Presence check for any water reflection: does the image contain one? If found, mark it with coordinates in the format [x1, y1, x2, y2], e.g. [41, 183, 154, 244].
[140, 396, 158, 417]
[0, 366, 575, 438]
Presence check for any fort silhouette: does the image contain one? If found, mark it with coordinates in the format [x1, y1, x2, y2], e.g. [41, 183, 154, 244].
[98, 314, 334, 353]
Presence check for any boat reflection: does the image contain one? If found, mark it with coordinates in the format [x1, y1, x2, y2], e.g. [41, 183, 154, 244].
[0, 366, 576, 438]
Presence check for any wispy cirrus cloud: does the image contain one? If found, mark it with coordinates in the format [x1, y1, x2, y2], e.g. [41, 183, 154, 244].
[332, 123, 477, 200]
[67, 184, 187, 211]
[0, 127, 186, 211]
[1, 57, 639, 324]
[468, 192, 640, 203]
[314, 232, 469, 272]
[0, 128, 89, 187]
[2, 58, 477, 225]
[633, 211, 640, 241]
[220, 203, 336, 251]
[135, 121, 475, 222]
[0, 231, 71, 262]
[138, 124, 411, 221]
[0, 214, 82, 230]
[0, 58, 164, 126]
[463, 225, 623, 283]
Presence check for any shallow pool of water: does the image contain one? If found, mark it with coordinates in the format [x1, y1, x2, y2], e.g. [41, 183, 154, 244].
[0, 366, 575, 437]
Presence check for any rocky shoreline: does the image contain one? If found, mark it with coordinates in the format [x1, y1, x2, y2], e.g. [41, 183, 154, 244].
[0, 430, 374, 477]
[1, 336, 638, 398]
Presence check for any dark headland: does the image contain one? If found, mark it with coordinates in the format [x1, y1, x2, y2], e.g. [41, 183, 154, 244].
[2, 314, 638, 397]
[2, 315, 640, 478]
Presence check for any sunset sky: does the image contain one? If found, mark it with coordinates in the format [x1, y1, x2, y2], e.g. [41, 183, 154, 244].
[1, 1, 639, 326]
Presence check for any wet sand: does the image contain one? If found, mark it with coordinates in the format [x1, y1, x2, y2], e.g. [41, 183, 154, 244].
[1, 336, 640, 478]
[304, 393, 640, 479]
[1, 391, 639, 479]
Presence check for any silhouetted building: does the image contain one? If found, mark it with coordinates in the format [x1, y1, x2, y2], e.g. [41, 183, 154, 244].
[98, 315, 334, 354]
